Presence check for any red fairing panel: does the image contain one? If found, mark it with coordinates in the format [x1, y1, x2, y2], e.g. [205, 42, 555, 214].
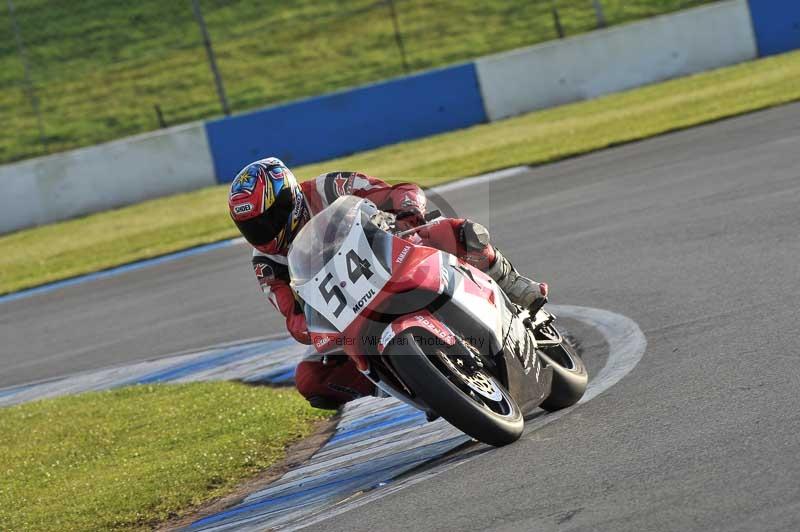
[386, 241, 443, 295]
[456, 257, 496, 306]
[376, 310, 457, 354]
[309, 331, 348, 353]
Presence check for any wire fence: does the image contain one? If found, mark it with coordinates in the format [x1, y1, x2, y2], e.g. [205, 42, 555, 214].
[0, 0, 717, 165]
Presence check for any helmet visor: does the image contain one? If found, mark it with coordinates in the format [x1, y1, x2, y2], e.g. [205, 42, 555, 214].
[235, 187, 293, 247]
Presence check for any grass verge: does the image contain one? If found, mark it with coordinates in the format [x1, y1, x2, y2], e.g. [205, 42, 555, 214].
[2, 49, 800, 296]
[0, 382, 332, 531]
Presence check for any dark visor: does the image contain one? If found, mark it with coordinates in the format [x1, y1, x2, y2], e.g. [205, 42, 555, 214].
[235, 187, 293, 246]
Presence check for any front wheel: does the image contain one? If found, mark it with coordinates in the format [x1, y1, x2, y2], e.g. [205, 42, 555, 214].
[537, 328, 588, 412]
[385, 331, 523, 447]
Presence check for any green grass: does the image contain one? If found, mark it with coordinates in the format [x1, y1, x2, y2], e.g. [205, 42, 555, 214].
[2, 49, 800, 296]
[0, 0, 716, 163]
[0, 382, 332, 531]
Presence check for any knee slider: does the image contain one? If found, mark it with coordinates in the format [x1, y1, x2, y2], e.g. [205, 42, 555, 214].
[462, 220, 491, 252]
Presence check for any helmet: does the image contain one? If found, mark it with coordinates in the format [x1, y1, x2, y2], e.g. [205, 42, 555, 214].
[228, 157, 308, 254]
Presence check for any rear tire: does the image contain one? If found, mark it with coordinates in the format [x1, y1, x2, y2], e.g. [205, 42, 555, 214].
[385, 331, 523, 447]
[538, 337, 588, 412]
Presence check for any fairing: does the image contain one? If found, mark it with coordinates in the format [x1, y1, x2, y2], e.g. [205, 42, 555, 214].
[287, 196, 552, 414]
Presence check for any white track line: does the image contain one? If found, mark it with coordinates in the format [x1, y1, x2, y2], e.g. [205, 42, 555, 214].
[432, 166, 530, 194]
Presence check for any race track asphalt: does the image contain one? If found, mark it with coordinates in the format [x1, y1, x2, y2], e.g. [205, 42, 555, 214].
[2, 103, 800, 531]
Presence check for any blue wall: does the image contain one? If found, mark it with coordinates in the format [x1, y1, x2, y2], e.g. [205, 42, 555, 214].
[206, 63, 487, 182]
[748, 0, 800, 56]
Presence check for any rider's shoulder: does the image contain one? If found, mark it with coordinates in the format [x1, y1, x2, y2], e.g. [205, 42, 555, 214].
[306, 171, 360, 184]
[303, 171, 368, 197]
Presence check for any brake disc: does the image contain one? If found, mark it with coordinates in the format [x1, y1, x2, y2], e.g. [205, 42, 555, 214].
[440, 353, 503, 402]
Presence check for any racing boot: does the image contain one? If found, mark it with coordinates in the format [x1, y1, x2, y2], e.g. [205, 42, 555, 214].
[485, 249, 548, 314]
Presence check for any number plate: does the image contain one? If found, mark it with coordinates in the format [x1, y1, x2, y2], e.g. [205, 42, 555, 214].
[294, 222, 391, 331]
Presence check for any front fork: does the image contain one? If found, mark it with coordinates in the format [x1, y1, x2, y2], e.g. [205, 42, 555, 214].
[522, 308, 562, 348]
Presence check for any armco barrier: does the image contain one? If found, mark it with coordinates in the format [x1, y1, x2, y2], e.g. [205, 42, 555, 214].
[747, 0, 800, 56]
[204, 63, 487, 182]
[475, 0, 758, 122]
[0, 122, 216, 234]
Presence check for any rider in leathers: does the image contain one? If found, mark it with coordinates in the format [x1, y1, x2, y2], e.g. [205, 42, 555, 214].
[228, 157, 548, 409]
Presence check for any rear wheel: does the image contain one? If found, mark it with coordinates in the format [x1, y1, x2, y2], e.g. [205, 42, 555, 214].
[537, 324, 588, 411]
[385, 331, 523, 446]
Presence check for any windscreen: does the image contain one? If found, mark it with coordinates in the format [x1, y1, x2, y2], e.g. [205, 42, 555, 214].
[288, 195, 365, 287]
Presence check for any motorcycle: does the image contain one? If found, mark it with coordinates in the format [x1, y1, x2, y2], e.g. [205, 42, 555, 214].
[288, 196, 587, 446]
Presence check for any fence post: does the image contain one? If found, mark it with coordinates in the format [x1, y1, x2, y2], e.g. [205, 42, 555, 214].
[551, 7, 565, 39]
[191, 0, 231, 116]
[386, 0, 410, 74]
[592, 0, 607, 28]
[154, 104, 167, 128]
[7, 0, 47, 152]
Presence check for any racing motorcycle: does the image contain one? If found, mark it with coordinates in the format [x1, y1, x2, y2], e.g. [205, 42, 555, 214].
[288, 196, 587, 446]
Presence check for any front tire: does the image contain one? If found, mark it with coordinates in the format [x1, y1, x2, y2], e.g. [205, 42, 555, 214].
[538, 334, 588, 412]
[385, 331, 523, 446]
